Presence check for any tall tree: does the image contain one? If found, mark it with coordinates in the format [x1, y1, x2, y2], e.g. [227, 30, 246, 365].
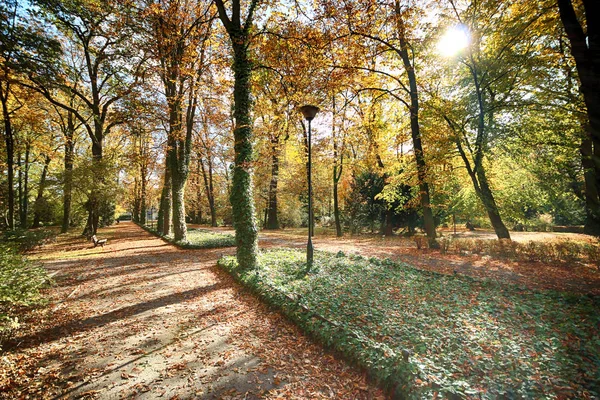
[144, 0, 214, 241]
[0, 0, 59, 229]
[438, 0, 549, 239]
[558, 0, 600, 235]
[214, 0, 261, 269]
[27, 0, 144, 235]
[330, 0, 438, 243]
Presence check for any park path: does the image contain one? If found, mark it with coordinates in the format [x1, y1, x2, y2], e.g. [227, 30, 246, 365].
[0, 222, 384, 399]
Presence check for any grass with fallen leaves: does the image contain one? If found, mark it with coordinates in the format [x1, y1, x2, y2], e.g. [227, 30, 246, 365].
[218, 249, 600, 399]
[140, 224, 235, 249]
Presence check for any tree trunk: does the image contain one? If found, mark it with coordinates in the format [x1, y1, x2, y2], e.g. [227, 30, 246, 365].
[32, 154, 51, 228]
[476, 166, 510, 239]
[215, 0, 260, 269]
[395, 1, 436, 243]
[140, 166, 147, 225]
[82, 131, 103, 236]
[159, 166, 172, 236]
[333, 174, 342, 237]
[558, 0, 600, 235]
[229, 36, 258, 269]
[196, 157, 203, 224]
[0, 84, 15, 229]
[581, 137, 600, 234]
[17, 150, 22, 227]
[171, 162, 187, 242]
[199, 154, 217, 227]
[61, 124, 74, 233]
[133, 177, 140, 223]
[265, 137, 280, 230]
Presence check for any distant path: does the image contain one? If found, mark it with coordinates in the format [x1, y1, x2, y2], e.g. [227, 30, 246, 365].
[0, 222, 383, 399]
[189, 225, 600, 295]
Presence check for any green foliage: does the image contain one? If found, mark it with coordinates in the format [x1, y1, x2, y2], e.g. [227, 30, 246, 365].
[0, 244, 50, 348]
[219, 249, 600, 399]
[177, 228, 235, 249]
[1, 228, 55, 252]
[345, 171, 419, 234]
[139, 223, 235, 249]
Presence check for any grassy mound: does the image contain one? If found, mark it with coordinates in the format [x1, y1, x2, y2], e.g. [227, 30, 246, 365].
[140, 224, 235, 249]
[218, 249, 599, 399]
[178, 228, 235, 249]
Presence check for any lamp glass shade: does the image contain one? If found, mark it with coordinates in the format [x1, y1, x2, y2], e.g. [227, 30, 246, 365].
[300, 105, 320, 121]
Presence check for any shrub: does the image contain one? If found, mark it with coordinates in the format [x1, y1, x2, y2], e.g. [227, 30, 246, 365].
[449, 237, 599, 267]
[583, 244, 600, 269]
[0, 245, 50, 348]
[552, 241, 580, 264]
[179, 229, 235, 249]
[1, 228, 55, 252]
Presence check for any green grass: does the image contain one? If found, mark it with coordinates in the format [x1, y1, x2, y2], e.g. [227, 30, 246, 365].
[218, 249, 600, 399]
[177, 228, 235, 249]
[140, 224, 235, 249]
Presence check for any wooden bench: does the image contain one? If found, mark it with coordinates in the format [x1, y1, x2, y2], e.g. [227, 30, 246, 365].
[91, 235, 108, 248]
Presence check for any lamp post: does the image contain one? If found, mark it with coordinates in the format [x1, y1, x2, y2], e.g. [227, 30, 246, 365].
[300, 105, 319, 269]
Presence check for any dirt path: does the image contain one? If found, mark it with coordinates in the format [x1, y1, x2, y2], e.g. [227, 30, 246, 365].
[0, 223, 383, 399]
[189, 225, 600, 294]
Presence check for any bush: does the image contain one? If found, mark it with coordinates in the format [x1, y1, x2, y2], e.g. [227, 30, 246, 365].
[178, 229, 235, 249]
[0, 244, 51, 348]
[1, 228, 55, 252]
[448, 238, 599, 266]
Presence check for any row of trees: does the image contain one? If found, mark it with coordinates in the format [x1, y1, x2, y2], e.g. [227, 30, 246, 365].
[1, 0, 598, 269]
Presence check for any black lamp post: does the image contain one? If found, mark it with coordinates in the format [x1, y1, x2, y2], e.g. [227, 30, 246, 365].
[300, 105, 319, 269]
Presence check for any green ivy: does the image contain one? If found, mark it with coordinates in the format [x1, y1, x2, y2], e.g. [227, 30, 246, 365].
[218, 249, 600, 399]
[0, 244, 51, 349]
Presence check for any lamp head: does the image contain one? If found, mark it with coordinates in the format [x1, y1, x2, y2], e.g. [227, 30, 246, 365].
[300, 105, 320, 121]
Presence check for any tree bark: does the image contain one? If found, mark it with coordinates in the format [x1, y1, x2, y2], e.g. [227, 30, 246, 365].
[19, 142, 30, 228]
[170, 159, 188, 242]
[332, 125, 343, 237]
[159, 166, 172, 236]
[0, 72, 15, 229]
[199, 152, 217, 227]
[133, 177, 140, 223]
[265, 136, 280, 230]
[581, 137, 600, 234]
[140, 163, 147, 225]
[215, 0, 260, 269]
[32, 154, 51, 228]
[61, 115, 75, 233]
[82, 134, 103, 237]
[229, 39, 258, 268]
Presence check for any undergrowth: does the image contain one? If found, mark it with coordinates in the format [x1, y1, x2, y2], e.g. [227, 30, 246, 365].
[139, 224, 235, 249]
[218, 249, 600, 399]
[438, 238, 600, 268]
[0, 244, 51, 350]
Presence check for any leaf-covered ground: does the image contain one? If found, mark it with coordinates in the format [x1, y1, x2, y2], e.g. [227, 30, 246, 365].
[220, 249, 600, 399]
[0, 223, 383, 399]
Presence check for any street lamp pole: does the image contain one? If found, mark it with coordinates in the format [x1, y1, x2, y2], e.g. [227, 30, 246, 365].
[300, 105, 319, 269]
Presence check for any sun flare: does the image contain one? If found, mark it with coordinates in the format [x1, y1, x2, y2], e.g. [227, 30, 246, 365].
[438, 26, 470, 56]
